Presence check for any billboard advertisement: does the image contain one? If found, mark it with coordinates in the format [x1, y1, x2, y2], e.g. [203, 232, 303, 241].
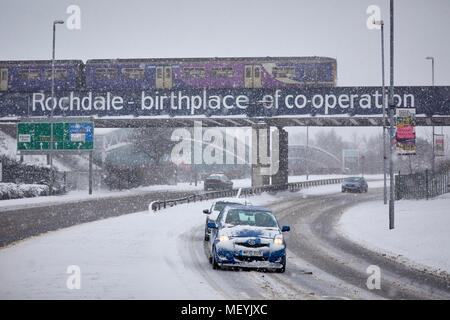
[435, 134, 445, 157]
[396, 108, 416, 155]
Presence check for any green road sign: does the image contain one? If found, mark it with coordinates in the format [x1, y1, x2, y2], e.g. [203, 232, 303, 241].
[17, 122, 94, 151]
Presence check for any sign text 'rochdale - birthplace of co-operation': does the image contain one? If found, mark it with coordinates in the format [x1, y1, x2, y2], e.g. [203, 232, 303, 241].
[1, 87, 449, 118]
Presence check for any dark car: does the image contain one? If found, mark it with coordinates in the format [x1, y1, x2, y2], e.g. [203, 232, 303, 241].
[204, 173, 233, 191]
[342, 176, 368, 193]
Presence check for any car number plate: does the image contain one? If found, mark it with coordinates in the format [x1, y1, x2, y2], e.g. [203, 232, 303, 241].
[242, 250, 263, 257]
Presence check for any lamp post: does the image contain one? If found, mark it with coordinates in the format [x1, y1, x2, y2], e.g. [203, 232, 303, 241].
[426, 56, 435, 172]
[306, 126, 309, 180]
[388, 0, 395, 229]
[49, 20, 64, 195]
[374, 19, 387, 205]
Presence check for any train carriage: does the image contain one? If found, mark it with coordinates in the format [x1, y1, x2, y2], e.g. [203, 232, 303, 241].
[85, 56, 337, 91]
[0, 56, 336, 92]
[0, 60, 84, 92]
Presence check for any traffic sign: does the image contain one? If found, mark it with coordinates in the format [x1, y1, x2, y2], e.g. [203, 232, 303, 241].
[17, 121, 94, 152]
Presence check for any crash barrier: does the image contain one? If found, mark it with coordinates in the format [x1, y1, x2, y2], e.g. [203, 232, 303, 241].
[150, 178, 345, 211]
[395, 169, 449, 200]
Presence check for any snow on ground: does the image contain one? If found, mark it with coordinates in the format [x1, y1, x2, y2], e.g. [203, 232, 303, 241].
[338, 193, 450, 277]
[0, 191, 292, 299]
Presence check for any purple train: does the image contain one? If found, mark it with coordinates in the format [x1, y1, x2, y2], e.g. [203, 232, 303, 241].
[0, 56, 336, 92]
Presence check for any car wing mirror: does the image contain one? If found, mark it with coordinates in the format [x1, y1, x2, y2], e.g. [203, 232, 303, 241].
[207, 222, 218, 229]
[203, 209, 210, 214]
[281, 226, 290, 232]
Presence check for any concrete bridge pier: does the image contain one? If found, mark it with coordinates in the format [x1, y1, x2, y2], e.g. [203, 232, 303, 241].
[251, 124, 289, 188]
[271, 127, 289, 188]
[251, 123, 270, 187]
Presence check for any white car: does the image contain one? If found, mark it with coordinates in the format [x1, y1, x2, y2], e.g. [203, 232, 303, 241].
[203, 197, 252, 241]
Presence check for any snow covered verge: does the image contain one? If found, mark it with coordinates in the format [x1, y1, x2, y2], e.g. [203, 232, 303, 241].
[0, 183, 48, 200]
[337, 193, 450, 279]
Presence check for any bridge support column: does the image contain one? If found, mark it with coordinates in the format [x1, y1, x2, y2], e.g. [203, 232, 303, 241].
[271, 127, 288, 188]
[251, 123, 271, 187]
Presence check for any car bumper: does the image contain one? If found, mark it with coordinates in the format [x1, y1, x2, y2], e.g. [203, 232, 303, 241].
[214, 244, 286, 269]
[342, 185, 362, 192]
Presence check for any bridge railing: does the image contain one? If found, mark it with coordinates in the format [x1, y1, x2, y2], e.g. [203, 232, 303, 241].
[149, 177, 345, 211]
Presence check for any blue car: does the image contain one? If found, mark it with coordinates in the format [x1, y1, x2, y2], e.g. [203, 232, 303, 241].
[207, 204, 290, 273]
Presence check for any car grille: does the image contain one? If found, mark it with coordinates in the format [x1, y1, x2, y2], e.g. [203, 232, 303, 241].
[235, 242, 269, 248]
[234, 256, 268, 262]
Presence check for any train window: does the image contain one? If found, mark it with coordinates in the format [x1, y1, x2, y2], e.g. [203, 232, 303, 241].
[182, 67, 205, 79]
[44, 69, 68, 80]
[210, 67, 234, 78]
[303, 66, 315, 82]
[18, 69, 41, 81]
[254, 67, 260, 78]
[94, 68, 118, 80]
[245, 67, 252, 78]
[1, 70, 6, 81]
[156, 68, 163, 79]
[165, 68, 172, 79]
[122, 68, 144, 80]
[273, 67, 295, 79]
[316, 66, 324, 81]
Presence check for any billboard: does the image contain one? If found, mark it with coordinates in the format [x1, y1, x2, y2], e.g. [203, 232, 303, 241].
[435, 134, 445, 157]
[396, 108, 416, 155]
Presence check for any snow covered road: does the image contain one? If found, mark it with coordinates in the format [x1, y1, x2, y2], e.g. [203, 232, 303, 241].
[1, 179, 449, 300]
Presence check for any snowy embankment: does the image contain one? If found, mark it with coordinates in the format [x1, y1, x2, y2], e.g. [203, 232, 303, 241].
[0, 183, 48, 200]
[338, 193, 450, 278]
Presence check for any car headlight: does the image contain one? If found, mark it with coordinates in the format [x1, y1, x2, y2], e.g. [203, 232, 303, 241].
[219, 235, 230, 242]
[274, 235, 283, 246]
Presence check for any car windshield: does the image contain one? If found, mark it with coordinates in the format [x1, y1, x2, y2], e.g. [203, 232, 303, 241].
[224, 209, 278, 228]
[344, 177, 362, 182]
[213, 201, 242, 211]
[208, 175, 225, 180]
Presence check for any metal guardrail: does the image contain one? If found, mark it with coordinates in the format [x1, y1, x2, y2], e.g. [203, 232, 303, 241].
[150, 178, 345, 211]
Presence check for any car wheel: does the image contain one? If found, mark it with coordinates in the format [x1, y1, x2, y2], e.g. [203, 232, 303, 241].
[275, 261, 286, 273]
[212, 246, 220, 270]
[204, 233, 209, 241]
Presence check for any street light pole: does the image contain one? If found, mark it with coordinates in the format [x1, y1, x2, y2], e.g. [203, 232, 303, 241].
[388, 0, 395, 230]
[50, 20, 64, 195]
[306, 126, 309, 180]
[374, 19, 387, 205]
[426, 56, 435, 172]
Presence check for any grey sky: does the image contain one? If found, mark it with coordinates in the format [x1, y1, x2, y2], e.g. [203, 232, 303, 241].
[1, 0, 448, 141]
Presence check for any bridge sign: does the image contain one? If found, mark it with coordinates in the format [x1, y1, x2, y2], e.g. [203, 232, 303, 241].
[17, 121, 94, 152]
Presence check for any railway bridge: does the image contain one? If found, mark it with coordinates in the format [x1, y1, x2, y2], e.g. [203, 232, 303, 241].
[1, 86, 449, 187]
